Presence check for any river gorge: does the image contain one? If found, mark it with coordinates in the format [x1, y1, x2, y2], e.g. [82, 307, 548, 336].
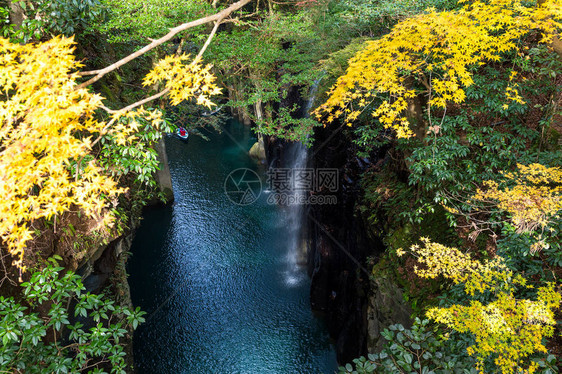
[127, 120, 338, 373]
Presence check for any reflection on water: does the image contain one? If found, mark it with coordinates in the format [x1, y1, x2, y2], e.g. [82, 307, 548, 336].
[127, 120, 337, 373]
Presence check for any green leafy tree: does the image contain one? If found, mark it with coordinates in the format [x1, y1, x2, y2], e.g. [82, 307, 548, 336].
[0, 257, 145, 373]
[95, 0, 214, 44]
[339, 319, 476, 374]
[206, 10, 326, 142]
[1, 0, 103, 42]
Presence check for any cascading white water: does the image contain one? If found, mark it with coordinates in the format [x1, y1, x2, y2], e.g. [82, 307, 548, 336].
[282, 79, 321, 286]
[282, 141, 309, 286]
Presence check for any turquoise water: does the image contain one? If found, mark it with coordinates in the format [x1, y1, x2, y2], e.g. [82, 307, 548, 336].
[127, 120, 337, 373]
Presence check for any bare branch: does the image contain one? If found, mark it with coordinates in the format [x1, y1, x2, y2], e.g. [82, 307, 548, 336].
[76, 0, 252, 89]
[196, 20, 221, 60]
[101, 88, 170, 115]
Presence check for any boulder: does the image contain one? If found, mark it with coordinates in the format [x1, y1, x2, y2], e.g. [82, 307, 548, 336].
[249, 139, 266, 162]
[367, 275, 413, 352]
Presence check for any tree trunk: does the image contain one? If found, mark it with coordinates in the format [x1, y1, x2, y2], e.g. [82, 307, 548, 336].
[250, 99, 266, 162]
[551, 36, 562, 59]
[241, 107, 252, 126]
[254, 98, 263, 121]
[227, 85, 239, 118]
[404, 76, 428, 140]
[7, 1, 25, 30]
[406, 95, 427, 140]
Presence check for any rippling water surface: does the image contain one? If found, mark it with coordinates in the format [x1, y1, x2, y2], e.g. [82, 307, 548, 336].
[128, 120, 337, 373]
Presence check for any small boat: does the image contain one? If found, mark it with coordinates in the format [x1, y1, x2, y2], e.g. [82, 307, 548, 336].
[176, 127, 189, 142]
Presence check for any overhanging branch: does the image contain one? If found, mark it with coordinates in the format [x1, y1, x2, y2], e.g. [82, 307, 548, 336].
[101, 87, 171, 115]
[76, 0, 252, 89]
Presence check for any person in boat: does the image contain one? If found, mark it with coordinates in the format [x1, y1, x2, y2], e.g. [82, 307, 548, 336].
[179, 127, 187, 137]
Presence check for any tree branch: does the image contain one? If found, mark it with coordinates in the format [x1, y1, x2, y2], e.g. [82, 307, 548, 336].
[99, 15, 223, 119]
[76, 0, 252, 89]
[101, 88, 170, 115]
[196, 20, 221, 61]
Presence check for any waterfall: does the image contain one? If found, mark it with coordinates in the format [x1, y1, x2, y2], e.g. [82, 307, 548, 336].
[283, 141, 309, 286]
[303, 77, 321, 116]
[282, 79, 321, 286]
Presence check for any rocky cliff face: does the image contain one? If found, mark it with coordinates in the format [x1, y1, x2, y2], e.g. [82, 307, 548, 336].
[53, 214, 138, 372]
[305, 122, 383, 363]
[306, 121, 413, 363]
[73, 229, 137, 371]
[154, 138, 174, 203]
[366, 274, 412, 352]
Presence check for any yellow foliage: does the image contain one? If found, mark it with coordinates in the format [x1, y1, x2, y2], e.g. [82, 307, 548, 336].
[316, 0, 562, 137]
[409, 239, 561, 373]
[108, 107, 165, 147]
[473, 163, 562, 233]
[0, 36, 120, 273]
[0, 37, 221, 274]
[143, 54, 221, 108]
[411, 238, 526, 296]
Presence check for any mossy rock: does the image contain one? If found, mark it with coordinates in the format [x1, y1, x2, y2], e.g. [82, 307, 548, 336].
[386, 223, 415, 252]
[386, 206, 459, 253]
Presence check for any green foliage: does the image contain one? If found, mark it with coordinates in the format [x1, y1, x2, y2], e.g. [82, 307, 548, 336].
[98, 112, 173, 187]
[319, 36, 372, 86]
[0, 257, 145, 373]
[339, 318, 476, 374]
[1, 0, 102, 42]
[205, 10, 327, 143]
[405, 115, 530, 210]
[256, 104, 321, 146]
[95, 0, 213, 44]
[330, 0, 460, 36]
[496, 217, 562, 285]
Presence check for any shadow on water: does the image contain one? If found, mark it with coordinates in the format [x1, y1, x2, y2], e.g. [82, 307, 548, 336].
[127, 120, 337, 373]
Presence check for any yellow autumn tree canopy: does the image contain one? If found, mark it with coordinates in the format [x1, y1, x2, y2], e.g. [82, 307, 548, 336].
[0, 36, 221, 274]
[0, 36, 118, 273]
[316, 0, 562, 138]
[473, 163, 562, 234]
[402, 238, 561, 373]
